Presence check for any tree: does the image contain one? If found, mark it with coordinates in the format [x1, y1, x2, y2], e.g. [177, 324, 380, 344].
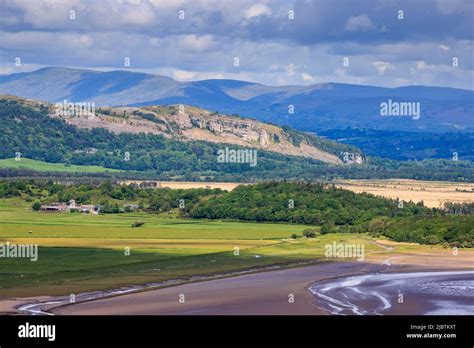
[320, 224, 332, 235]
[303, 228, 317, 238]
[32, 201, 41, 211]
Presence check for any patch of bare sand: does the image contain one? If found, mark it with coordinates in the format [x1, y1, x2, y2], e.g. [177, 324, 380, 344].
[366, 247, 474, 270]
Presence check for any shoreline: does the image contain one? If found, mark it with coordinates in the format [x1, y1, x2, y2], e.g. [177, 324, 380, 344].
[1, 261, 316, 315]
[52, 250, 474, 315]
[3, 248, 473, 316]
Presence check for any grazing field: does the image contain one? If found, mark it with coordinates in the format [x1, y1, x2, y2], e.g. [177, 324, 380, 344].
[335, 179, 474, 208]
[1, 198, 381, 297]
[0, 197, 469, 300]
[0, 199, 309, 240]
[0, 233, 385, 298]
[0, 198, 393, 298]
[0, 158, 122, 173]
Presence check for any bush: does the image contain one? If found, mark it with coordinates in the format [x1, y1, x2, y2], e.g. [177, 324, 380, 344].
[302, 228, 317, 238]
[291, 233, 298, 239]
[423, 235, 441, 245]
[132, 221, 145, 228]
[32, 201, 41, 211]
[320, 224, 334, 234]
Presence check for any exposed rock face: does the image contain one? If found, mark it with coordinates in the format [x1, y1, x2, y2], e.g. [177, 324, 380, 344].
[172, 109, 274, 149]
[1, 95, 363, 165]
[259, 130, 269, 147]
[132, 105, 349, 164]
[54, 104, 364, 164]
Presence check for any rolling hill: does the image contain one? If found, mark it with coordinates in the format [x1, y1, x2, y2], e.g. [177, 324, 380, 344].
[0, 94, 362, 165]
[0, 95, 376, 182]
[1, 67, 472, 133]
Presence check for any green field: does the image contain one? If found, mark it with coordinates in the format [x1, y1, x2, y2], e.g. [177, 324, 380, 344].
[0, 198, 385, 297]
[0, 199, 312, 240]
[0, 158, 122, 173]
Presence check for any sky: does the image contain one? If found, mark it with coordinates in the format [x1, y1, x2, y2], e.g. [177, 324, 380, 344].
[0, 0, 473, 89]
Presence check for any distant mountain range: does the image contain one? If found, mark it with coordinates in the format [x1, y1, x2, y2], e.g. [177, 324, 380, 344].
[1, 67, 473, 133]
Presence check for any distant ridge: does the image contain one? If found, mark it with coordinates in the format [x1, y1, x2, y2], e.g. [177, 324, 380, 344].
[1, 67, 472, 133]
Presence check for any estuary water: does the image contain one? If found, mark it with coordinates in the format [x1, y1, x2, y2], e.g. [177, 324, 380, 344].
[309, 270, 474, 315]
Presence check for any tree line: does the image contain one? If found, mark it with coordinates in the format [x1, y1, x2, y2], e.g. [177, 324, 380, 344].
[1, 180, 472, 247]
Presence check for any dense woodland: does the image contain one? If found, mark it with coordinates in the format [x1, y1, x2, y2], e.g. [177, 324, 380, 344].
[1, 180, 472, 247]
[367, 215, 473, 247]
[187, 182, 428, 224]
[1, 99, 474, 182]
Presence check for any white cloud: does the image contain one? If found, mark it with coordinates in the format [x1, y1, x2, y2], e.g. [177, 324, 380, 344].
[284, 64, 296, 76]
[120, 3, 156, 25]
[301, 73, 315, 81]
[345, 14, 374, 32]
[178, 35, 215, 52]
[373, 61, 395, 75]
[171, 70, 197, 81]
[1, 1, 472, 90]
[415, 61, 435, 70]
[244, 3, 272, 19]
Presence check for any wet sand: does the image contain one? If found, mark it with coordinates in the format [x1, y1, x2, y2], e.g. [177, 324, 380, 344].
[52, 250, 474, 315]
[53, 262, 377, 315]
[310, 270, 474, 315]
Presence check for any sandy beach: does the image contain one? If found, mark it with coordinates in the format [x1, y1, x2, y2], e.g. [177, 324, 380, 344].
[51, 249, 474, 315]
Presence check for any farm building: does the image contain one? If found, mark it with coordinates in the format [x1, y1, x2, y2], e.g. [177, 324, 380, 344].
[40, 199, 99, 214]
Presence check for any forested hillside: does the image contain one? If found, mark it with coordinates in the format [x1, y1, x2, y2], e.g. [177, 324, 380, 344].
[0, 98, 334, 178]
[1, 98, 474, 182]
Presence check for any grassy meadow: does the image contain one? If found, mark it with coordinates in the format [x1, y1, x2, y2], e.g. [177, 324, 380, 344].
[0, 198, 386, 297]
[0, 158, 122, 173]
